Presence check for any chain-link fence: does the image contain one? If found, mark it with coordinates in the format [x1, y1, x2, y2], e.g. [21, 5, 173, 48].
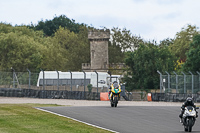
[154, 71, 200, 102]
[157, 71, 200, 94]
[0, 71, 40, 89]
[0, 71, 122, 100]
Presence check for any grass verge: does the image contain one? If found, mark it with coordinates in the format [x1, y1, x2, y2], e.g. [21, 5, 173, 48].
[0, 104, 111, 133]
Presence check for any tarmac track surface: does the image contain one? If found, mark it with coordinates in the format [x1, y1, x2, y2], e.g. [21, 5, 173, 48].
[39, 105, 200, 133]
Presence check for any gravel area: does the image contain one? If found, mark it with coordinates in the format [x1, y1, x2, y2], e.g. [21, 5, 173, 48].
[0, 97, 188, 106]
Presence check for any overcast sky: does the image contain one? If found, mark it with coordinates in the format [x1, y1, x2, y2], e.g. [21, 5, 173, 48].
[1, 0, 200, 42]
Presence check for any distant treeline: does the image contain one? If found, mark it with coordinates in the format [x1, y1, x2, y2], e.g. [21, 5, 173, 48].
[0, 15, 200, 91]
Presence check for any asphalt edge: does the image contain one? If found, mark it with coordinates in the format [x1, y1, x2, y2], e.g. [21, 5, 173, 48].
[36, 107, 119, 133]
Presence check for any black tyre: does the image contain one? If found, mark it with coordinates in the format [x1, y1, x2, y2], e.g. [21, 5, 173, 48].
[188, 119, 193, 132]
[114, 97, 118, 107]
[188, 126, 192, 132]
[111, 102, 114, 107]
[184, 126, 188, 132]
[110, 95, 114, 107]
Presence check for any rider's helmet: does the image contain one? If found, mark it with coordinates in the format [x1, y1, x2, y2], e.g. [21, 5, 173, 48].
[113, 81, 118, 84]
[113, 81, 119, 88]
[186, 97, 193, 104]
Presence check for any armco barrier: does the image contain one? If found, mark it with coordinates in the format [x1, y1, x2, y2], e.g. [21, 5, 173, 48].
[151, 93, 200, 102]
[0, 88, 100, 100]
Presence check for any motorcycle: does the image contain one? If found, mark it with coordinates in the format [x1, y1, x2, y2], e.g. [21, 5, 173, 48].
[181, 106, 199, 132]
[109, 83, 121, 107]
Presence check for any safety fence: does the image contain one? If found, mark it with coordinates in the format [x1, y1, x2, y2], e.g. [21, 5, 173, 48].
[6, 70, 200, 101]
[0, 71, 107, 100]
[157, 71, 200, 94]
[153, 71, 200, 102]
[0, 71, 109, 91]
[0, 71, 132, 100]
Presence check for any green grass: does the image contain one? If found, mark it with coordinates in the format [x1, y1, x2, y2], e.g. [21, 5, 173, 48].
[0, 104, 111, 133]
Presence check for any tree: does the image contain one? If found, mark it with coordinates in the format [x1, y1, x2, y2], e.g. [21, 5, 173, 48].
[124, 42, 176, 91]
[0, 24, 47, 71]
[170, 24, 199, 62]
[0, 23, 13, 33]
[159, 38, 174, 48]
[108, 41, 124, 63]
[111, 27, 143, 52]
[44, 26, 90, 71]
[28, 15, 85, 36]
[182, 34, 200, 72]
[0, 23, 90, 72]
[109, 27, 143, 64]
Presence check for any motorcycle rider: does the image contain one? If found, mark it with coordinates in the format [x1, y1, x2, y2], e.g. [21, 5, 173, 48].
[109, 81, 121, 100]
[179, 97, 198, 123]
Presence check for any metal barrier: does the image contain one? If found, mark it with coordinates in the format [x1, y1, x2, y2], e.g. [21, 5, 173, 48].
[151, 93, 200, 102]
[0, 70, 110, 100]
[157, 71, 200, 94]
[0, 88, 100, 100]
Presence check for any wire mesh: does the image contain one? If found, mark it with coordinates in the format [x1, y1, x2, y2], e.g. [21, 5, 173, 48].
[161, 74, 200, 94]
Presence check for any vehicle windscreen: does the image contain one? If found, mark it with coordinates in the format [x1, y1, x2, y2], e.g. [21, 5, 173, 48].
[186, 106, 194, 110]
[113, 83, 119, 89]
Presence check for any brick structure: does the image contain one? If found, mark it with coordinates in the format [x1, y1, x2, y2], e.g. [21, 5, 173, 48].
[82, 29, 110, 72]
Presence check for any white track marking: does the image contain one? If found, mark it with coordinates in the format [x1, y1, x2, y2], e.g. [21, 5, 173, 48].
[36, 108, 119, 133]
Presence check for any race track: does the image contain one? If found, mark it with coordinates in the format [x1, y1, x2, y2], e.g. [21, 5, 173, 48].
[39, 105, 200, 133]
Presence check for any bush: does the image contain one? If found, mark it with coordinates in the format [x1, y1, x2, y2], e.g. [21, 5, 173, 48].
[87, 84, 92, 93]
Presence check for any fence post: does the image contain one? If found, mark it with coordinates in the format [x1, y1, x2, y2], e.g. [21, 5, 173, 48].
[69, 70, 72, 92]
[40, 69, 45, 98]
[27, 69, 31, 89]
[197, 71, 200, 92]
[173, 71, 178, 93]
[181, 72, 186, 94]
[165, 71, 170, 93]
[11, 67, 15, 89]
[107, 71, 112, 92]
[83, 70, 86, 99]
[157, 70, 162, 93]
[56, 70, 59, 91]
[189, 71, 194, 94]
[94, 71, 98, 97]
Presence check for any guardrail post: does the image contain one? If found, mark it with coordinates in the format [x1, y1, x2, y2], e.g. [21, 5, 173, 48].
[173, 71, 178, 93]
[181, 72, 186, 94]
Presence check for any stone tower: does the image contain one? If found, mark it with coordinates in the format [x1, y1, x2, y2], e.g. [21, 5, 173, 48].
[82, 29, 110, 72]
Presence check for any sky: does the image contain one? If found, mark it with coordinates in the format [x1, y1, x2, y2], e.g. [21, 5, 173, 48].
[1, 0, 200, 42]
